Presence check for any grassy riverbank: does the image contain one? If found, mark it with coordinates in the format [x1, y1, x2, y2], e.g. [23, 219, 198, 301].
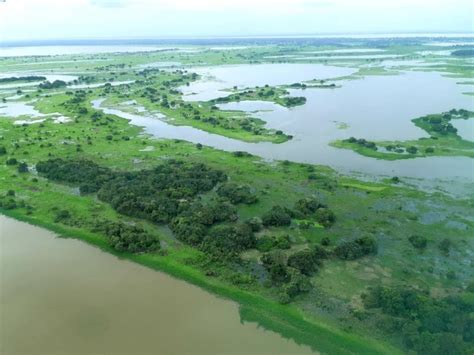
[0, 208, 397, 354]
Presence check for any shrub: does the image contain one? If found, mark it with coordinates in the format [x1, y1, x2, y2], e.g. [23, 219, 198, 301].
[408, 235, 428, 250]
[54, 209, 71, 223]
[314, 208, 335, 227]
[287, 249, 320, 276]
[17, 162, 29, 173]
[262, 205, 292, 226]
[245, 216, 263, 232]
[334, 236, 378, 260]
[102, 221, 160, 253]
[439, 238, 452, 256]
[294, 197, 322, 216]
[217, 182, 258, 204]
[202, 224, 256, 256]
[6, 158, 18, 165]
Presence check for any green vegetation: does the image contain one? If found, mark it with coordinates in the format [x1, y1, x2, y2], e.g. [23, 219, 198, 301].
[362, 285, 473, 354]
[96, 69, 292, 143]
[0, 75, 46, 83]
[332, 109, 474, 160]
[1, 42, 473, 354]
[39, 80, 68, 89]
[212, 85, 307, 108]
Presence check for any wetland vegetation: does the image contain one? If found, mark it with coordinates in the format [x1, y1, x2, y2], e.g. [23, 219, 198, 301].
[1, 36, 473, 354]
[333, 109, 474, 160]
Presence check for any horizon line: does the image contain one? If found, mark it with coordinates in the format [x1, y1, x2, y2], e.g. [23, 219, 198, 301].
[2, 31, 474, 44]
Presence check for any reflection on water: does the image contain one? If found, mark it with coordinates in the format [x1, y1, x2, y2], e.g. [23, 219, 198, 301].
[0, 215, 315, 355]
[181, 63, 356, 101]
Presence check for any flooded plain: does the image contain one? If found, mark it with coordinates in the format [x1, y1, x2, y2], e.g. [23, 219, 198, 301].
[2, 61, 473, 185]
[0, 215, 315, 355]
[96, 67, 474, 183]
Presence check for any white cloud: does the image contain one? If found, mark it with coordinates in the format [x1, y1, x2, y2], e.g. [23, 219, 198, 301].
[0, 0, 472, 41]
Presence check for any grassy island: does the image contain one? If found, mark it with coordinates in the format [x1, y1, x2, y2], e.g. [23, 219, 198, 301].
[332, 109, 474, 160]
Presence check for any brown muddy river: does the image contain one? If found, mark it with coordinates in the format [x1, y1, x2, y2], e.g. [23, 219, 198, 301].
[0, 215, 315, 355]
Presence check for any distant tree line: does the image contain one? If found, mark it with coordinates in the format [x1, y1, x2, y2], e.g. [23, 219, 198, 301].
[39, 80, 67, 89]
[0, 76, 46, 83]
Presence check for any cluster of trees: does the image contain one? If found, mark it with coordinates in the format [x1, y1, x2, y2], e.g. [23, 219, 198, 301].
[408, 234, 428, 250]
[256, 234, 291, 252]
[345, 137, 377, 150]
[425, 116, 458, 135]
[448, 108, 472, 119]
[0, 75, 46, 83]
[385, 144, 407, 154]
[280, 96, 307, 107]
[262, 205, 292, 226]
[261, 198, 335, 229]
[39, 80, 67, 89]
[216, 182, 258, 204]
[99, 221, 160, 253]
[36, 159, 114, 193]
[0, 195, 17, 210]
[0, 191, 33, 212]
[37, 157, 227, 221]
[362, 285, 473, 354]
[419, 110, 473, 136]
[5, 156, 29, 173]
[201, 224, 256, 258]
[37, 158, 263, 257]
[289, 82, 307, 88]
[334, 236, 378, 260]
[261, 246, 326, 303]
[211, 87, 306, 108]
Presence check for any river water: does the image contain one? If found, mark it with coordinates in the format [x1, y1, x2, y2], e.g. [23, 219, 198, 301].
[0, 215, 315, 355]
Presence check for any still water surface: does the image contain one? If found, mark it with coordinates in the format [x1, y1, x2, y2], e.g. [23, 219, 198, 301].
[94, 66, 474, 183]
[0, 215, 315, 355]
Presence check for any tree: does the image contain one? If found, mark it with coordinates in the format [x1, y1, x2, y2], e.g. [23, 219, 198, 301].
[217, 182, 258, 204]
[335, 236, 378, 260]
[202, 224, 256, 256]
[261, 250, 289, 283]
[246, 216, 263, 232]
[314, 208, 335, 227]
[287, 249, 320, 276]
[17, 162, 28, 173]
[6, 158, 18, 165]
[294, 197, 322, 216]
[262, 205, 292, 226]
[439, 238, 452, 256]
[409, 235, 428, 250]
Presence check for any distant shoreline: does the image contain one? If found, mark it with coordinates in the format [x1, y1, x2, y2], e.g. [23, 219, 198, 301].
[1, 33, 473, 48]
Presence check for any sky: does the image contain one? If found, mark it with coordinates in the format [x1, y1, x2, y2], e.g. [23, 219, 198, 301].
[0, 0, 473, 41]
